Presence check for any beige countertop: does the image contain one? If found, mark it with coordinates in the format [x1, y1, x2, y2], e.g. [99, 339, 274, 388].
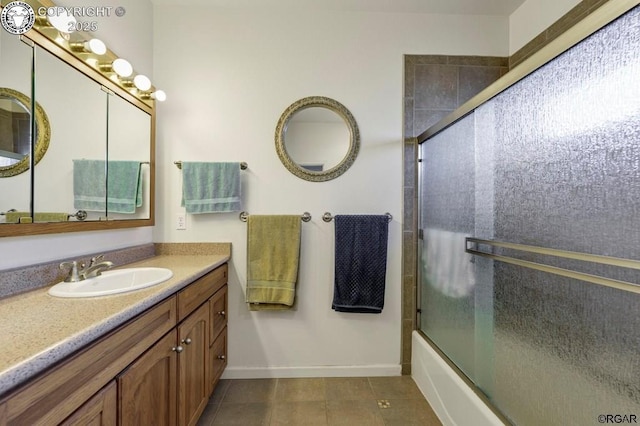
[0, 253, 230, 397]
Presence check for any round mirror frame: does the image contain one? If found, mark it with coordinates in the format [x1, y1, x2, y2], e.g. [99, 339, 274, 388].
[275, 96, 360, 182]
[0, 87, 51, 178]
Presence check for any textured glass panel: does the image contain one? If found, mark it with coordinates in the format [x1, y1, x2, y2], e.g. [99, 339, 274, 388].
[418, 6, 640, 425]
[486, 7, 640, 424]
[419, 112, 477, 378]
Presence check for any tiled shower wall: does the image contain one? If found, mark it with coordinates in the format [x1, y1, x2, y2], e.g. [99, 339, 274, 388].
[401, 55, 508, 375]
[401, 0, 614, 375]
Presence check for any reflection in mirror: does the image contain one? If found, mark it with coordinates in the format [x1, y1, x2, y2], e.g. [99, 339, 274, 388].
[107, 92, 151, 220]
[0, 96, 29, 167]
[34, 45, 107, 222]
[275, 96, 359, 182]
[284, 107, 350, 172]
[0, 29, 33, 223]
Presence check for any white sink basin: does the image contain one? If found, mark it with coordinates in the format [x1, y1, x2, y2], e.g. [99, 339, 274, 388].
[48, 267, 174, 298]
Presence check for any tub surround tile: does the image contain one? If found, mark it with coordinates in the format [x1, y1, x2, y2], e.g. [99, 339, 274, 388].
[0, 252, 229, 397]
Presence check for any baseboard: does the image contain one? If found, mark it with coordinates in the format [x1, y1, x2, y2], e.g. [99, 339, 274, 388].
[221, 364, 402, 379]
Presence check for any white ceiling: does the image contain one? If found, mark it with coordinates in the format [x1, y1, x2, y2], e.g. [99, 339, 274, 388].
[150, 0, 527, 16]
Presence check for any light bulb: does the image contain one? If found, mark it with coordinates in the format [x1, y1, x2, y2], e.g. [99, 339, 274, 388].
[48, 11, 76, 33]
[71, 38, 107, 55]
[152, 90, 167, 102]
[86, 38, 106, 55]
[133, 75, 152, 91]
[112, 58, 133, 77]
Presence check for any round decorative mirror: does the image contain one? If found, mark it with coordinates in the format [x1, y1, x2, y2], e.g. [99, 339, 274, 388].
[275, 96, 359, 182]
[0, 87, 50, 177]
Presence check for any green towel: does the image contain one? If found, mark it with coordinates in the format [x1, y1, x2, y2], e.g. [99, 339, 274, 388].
[5, 212, 69, 223]
[73, 160, 143, 214]
[246, 215, 301, 311]
[181, 162, 242, 213]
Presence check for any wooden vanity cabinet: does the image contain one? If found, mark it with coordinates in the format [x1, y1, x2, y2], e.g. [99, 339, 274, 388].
[118, 265, 228, 426]
[60, 381, 117, 426]
[209, 286, 228, 393]
[118, 331, 178, 426]
[176, 302, 210, 426]
[0, 262, 228, 426]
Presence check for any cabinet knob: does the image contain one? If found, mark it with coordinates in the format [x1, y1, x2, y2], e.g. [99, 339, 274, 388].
[217, 355, 226, 360]
[181, 338, 192, 345]
[217, 311, 226, 316]
[172, 345, 184, 353]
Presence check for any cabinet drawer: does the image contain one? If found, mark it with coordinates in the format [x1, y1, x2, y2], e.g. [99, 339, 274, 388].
[209, 285, 228, 343]
[1, 297, 176, 426]
[209, 328, 227, 394]
[178, 264, 228, 321]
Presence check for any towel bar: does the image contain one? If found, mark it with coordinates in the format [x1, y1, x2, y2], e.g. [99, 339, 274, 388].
[466, 238, 640, 295]
[322, 212, 392, 223]
[239, 211, 312, 222]
[69, 210, 88, 221]
[1, 210, 87, 221]
[174, 161, 248, 170]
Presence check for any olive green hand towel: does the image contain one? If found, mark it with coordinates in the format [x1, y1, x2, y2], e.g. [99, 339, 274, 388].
[5, 211, 69, 223]
[246, 215, 301, 311]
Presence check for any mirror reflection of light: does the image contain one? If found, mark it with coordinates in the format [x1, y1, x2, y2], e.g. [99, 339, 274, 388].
[542, 58, 640, 139]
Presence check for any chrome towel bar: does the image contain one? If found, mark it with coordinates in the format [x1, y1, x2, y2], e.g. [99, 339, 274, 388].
[174, 161, 248, 170]
[465, 238, 640, 295]
[322, 212, 392, 223]
[239, 211, 311, 222]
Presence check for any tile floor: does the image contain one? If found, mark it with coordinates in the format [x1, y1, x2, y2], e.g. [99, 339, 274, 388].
[197, 376, 443, 426]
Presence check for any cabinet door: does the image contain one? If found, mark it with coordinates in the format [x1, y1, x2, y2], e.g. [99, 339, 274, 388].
[60, 381, 117, 426]
[118, 330, 178, 426]
[209, 285, 227, 343]
[177, 303, 209, 426]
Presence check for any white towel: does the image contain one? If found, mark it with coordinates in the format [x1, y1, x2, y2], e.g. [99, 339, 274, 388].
[422, 228, 475, 298]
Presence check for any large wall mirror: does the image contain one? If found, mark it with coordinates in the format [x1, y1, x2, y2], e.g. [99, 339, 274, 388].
[0, 2, 155, 236]
[275, 96, 360, 182]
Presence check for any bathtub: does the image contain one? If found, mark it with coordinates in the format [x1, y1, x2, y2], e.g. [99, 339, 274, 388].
[411, 331, 505, 426]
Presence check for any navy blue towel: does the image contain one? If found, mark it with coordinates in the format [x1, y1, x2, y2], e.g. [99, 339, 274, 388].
[332, 215, 389, 313]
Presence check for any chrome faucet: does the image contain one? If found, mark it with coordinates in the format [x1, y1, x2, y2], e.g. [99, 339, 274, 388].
[59, 261, 82, 282]
[59, 255, 114, 282]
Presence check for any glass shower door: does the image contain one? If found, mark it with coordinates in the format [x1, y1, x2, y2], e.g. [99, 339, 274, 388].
[417, 5, 640, 425]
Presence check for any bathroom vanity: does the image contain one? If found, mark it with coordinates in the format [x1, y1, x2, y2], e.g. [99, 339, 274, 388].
[0, 254, 229, 426]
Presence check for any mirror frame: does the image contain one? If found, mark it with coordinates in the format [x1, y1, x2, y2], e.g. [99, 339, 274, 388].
[275, 96, 360, 182]
[0, 87, 51, 177]
[0, 22, 155, 238]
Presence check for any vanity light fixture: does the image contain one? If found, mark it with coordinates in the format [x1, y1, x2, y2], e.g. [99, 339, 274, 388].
[69, 38, 107, 55]
[133, 75, 152, 91]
